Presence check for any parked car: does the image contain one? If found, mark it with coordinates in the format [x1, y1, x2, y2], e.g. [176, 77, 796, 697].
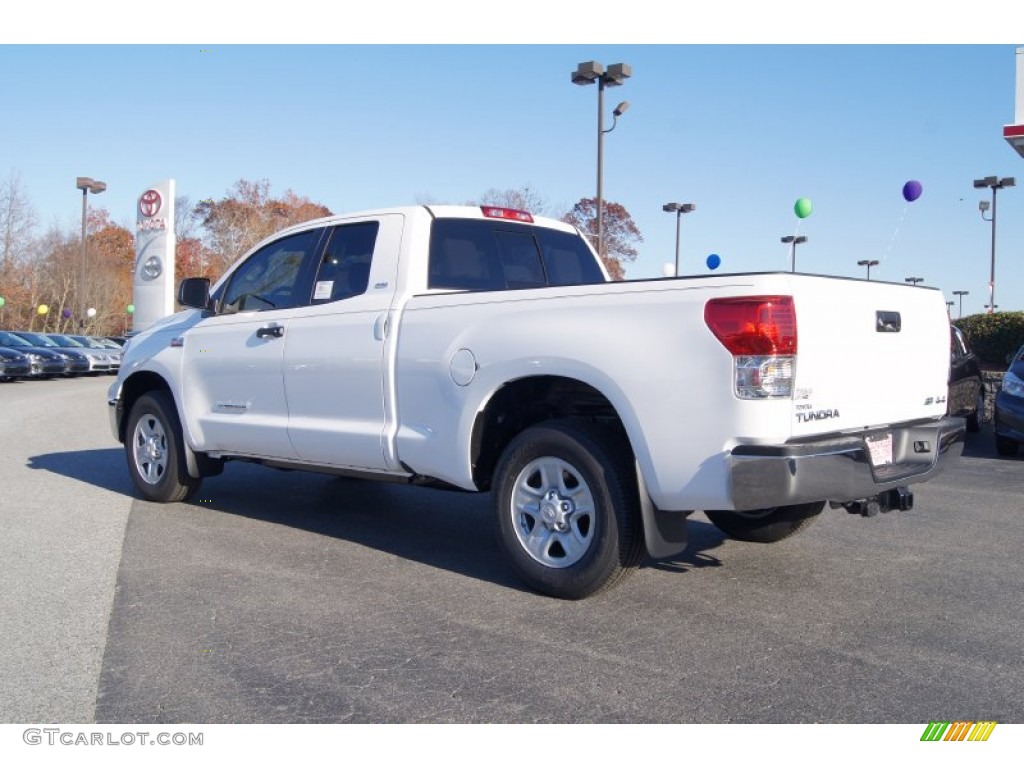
[0, 347, 32, 381]
[994, 344, 1024, 456]
[40, 332, 113, 374]
[4, 331, 90, 376]
[949, 324, 984, 432]
[0, 331, 73, 378]
[69, 335, 122, 373]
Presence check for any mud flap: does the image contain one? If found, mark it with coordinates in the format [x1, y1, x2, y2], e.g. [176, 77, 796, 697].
[636, 462, 690, 559]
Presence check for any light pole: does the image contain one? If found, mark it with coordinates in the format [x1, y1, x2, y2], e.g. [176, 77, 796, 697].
[781, 235, 807, 273]
[76, 176, 106, 328]
[952, 290, 969, 319]
[946, 301, 955, 316]
[973, 175, 1015, 314]
[857, 259, 880, 280]
[572, 60, 631, 260]
[663, 202, 695, 276]
[905, 276, 924, 286]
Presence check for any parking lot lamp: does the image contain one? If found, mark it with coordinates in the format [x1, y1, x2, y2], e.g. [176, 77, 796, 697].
[781, 235, 807, 273]
[663, 202, 695, 276]
[76, 176, 106, 328]
[973, 175, 1015, 314]
[572, 61, 631, 259]
[857, 259, 879, 280]
[952, 290, 969, 319]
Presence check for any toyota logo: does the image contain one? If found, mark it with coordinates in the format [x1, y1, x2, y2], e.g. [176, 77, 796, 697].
[139, 189, 162, 217]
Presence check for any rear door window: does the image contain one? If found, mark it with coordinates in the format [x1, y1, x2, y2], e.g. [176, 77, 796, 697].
[311, 221, 380, 304]
[429, 219, 601, 291]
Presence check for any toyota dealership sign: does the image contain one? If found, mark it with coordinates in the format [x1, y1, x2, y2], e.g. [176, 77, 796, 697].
[133, 180, 175, 332]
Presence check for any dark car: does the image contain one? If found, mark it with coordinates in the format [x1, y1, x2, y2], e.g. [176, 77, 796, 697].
[994, 344, 1024, 456]
[3, 331, 89, 376]
[45, 333, 116, 373]
[0, 347, 32, 381]
[948, 325, 984, 433]
[0, 331, 72, 378]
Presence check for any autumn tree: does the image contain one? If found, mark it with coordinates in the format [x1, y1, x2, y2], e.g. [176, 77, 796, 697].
[561, 198, 643, 281]
[174, 195, 213, 280]
[194, 179, 333, 279]
[21, 208, 135, 334]
[84, 209, 134, 333]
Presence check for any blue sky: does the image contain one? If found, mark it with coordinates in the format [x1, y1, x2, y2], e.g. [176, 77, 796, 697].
[2, 40, 1023, 315]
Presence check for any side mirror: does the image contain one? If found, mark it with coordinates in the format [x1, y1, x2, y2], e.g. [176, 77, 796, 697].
[178, 277, 212, 310]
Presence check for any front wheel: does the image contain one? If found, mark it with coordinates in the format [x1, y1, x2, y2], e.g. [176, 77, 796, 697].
[704, 501, 826, 543]
[492, 420, 644, 600]
[125, 390, 202, 503]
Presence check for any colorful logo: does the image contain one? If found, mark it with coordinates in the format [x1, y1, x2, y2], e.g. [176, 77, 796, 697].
[139, 189, 162, 217]
[920, 721, 997, 742]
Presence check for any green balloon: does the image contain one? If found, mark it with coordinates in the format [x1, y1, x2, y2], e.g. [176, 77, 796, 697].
[794, 198, 813, 219]
[126, 304, 135, 314]
[0, 296, 5, 308]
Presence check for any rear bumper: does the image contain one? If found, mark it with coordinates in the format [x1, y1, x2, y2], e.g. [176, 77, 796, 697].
[728, 416, 964, 511]
[994, 391, 1024, 441]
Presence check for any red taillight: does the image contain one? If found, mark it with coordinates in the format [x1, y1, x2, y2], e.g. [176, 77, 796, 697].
[480, 206, 534, 223]
[704, 296, 797, 355]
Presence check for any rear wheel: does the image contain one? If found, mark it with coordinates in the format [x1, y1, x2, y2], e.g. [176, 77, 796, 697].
[705, 502, 826, 543]
[966, 388, 984, 433]
[125, 391, 201, 502]
[493, 420, 644, 599]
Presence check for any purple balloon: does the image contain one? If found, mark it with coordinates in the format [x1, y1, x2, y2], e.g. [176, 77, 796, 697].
[902, 180, 923, 202]
[61, 308, 72, 319]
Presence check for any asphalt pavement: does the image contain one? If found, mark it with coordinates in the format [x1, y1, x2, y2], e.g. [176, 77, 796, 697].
[2, 376, 1022, 723]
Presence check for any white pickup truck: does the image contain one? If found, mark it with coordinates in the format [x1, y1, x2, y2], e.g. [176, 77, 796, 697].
[109, 205, 964, 599]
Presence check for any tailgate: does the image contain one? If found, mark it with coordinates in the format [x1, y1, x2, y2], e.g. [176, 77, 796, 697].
[791, 277, 950, 437]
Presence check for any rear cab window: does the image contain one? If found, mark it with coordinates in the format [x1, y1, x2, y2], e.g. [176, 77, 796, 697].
[428, 219, 604, 291]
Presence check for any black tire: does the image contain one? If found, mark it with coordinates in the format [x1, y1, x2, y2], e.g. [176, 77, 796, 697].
[125, 390, 202, 503]
[492, 419, 644, 600]
[995, 436, 1019, 457]
[705, 501, 826, 543]
[966, 389, 983, 433]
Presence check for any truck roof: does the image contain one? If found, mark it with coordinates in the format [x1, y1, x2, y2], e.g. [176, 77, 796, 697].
[259, 204, 580, 246]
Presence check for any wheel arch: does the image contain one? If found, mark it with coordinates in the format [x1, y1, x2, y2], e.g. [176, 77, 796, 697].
[469, 375, 633, 492]
[119, 370, 217, 479]
[117, 371, 174, 443]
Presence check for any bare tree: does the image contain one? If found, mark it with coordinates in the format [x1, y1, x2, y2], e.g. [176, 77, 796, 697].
[475, 185, 555, 217]
[0, 171, 38, 327]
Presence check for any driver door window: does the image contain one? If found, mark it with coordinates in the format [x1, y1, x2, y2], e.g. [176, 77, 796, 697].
[221, 230, 320, 313]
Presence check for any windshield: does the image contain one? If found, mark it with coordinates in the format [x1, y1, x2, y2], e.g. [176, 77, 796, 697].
[13, 332, 57, 347]
[46, 334, 86, 347]
[0, 331, 32, 348]
[71, 335, 107, 349]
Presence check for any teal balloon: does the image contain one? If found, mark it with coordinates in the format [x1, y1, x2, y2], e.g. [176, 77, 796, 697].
[706, 253, 721, 270]
[794, 198, 813, 219]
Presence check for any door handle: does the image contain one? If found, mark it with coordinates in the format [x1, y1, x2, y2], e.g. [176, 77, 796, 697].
[256, 325, 284, 339]
[373, 313, 390, 341]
